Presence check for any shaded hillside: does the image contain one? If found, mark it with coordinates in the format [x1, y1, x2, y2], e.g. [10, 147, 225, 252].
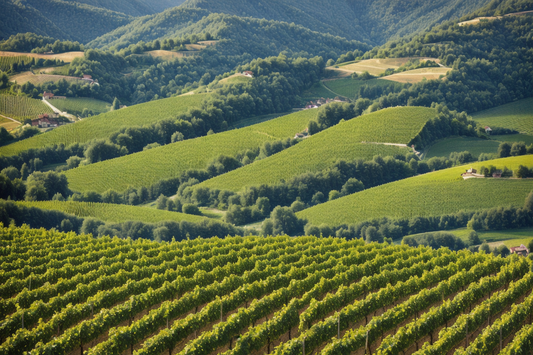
[0, 0, 132, 42]
[87, 9, 369, 60]
[69, 0, 186, 17]
[180, 0, 491, 44]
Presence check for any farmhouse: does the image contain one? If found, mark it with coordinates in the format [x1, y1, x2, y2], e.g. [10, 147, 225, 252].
[42, 92, 66, 100]
[242, 71, 254, 78]
[510, 244, 529, 256]
[492, 169, 502, 178]
[485, 126, 492, 134]
[32, 113, 60, 128]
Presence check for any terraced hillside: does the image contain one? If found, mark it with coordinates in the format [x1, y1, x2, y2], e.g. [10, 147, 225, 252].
[17, 200, 206, 224]
[64, 109, 316, 193]
[298, 155, 533, 226]
[0, 94, 206, 156]
[2, 225, 531, 355]
[198, 106, 436, 192]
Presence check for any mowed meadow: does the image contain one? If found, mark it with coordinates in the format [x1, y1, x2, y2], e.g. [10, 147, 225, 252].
[0, 94, 206, 156]
[297, 155, 533, 225]
[64, 109, 316, 193]
[198, 106, 435, 192]
[17, 200, 206, 224]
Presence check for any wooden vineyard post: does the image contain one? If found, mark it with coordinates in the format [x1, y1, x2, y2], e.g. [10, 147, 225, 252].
[21, 312, 24, 329]
[91, 303, 93, 318]
[465, 316, 469, 348]
[338, 314, 341, 339]
[220, 301, 223, 323]
[500, 327, 503, 351]
[365, 330, 369, 355]
[302, 336, 306, 355]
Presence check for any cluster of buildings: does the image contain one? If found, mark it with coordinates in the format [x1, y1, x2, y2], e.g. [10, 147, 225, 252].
[461, 167, 502, 179]
[31, 113, 64, 128]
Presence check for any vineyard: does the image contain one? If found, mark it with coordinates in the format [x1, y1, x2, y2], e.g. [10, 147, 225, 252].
[0, 94, 206, 157]
[0, 94, 53, 121]
[0, 55, 33, 73]
[17, 201, 207, 224]
[471, 97, 533, 134]
[64, 109, 316, 193]
[1, 224, 533, 355]
[198, 106, 434, 192]
[297, 155, 533, 225]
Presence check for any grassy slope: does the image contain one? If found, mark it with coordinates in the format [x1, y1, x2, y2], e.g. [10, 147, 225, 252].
[298, 155, 533, 225]
[425, 134, 533, 159]
[18, 200, 206, 224]
[471, 97, 533, 134]
[0, 94, 206, 156]
[64, 109, 316, 193]
[381, 67, 450, 84]
[50, 97, 111, 115]
[322, 78, 403, 99]
[199, 106, 436, 192]
[420, 227, 533, 249]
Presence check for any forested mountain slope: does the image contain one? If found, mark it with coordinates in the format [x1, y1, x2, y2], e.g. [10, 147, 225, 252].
[68, 0, 186, 17]
[180, 0, 491, 44]
[0, 0, 132, 42]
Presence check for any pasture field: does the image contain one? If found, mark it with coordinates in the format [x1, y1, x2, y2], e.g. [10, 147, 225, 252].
[297, 155, 533, 226]
[336, 57, 440, 76]
[218, 74, 253, 85]
[322, 77, 405, 98]
[0, 116, 21, 131]
[471, 97, 533, 134]
[425, 136, 501, 158]
[2, 225, 532, 355]
[199, 106, 435, 192]
[64, 109, 316, 193]
[425, 134, 533, 159]
[9, 72, 84, 85]
[434, 227, 533, 249]
[145, 50, 188, 60]
[381, 67, 450, 83]
[300, 82, 337, 101]
[32, 64, 70, 75]
[50, 97, 110, 116]
[18, 201, 206, 224]
[0, 94, 53, 121]
[0, 50, 84, 62]
[0, 94, 206, 156]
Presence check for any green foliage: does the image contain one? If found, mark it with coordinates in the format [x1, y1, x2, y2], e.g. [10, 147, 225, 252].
[0, 1, 132, 43]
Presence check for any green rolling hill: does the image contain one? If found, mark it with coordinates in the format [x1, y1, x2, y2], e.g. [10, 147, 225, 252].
[18, 200, 206, 224]
[197, 106, 436, 192]
[297, 155, 533, 226]
[471, 97, 533, 135]
[64, 109, 316, 193]
[0, 93, 206, 156]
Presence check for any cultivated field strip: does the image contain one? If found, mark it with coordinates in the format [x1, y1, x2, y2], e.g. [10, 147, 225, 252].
[1, 225, 532, 355]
